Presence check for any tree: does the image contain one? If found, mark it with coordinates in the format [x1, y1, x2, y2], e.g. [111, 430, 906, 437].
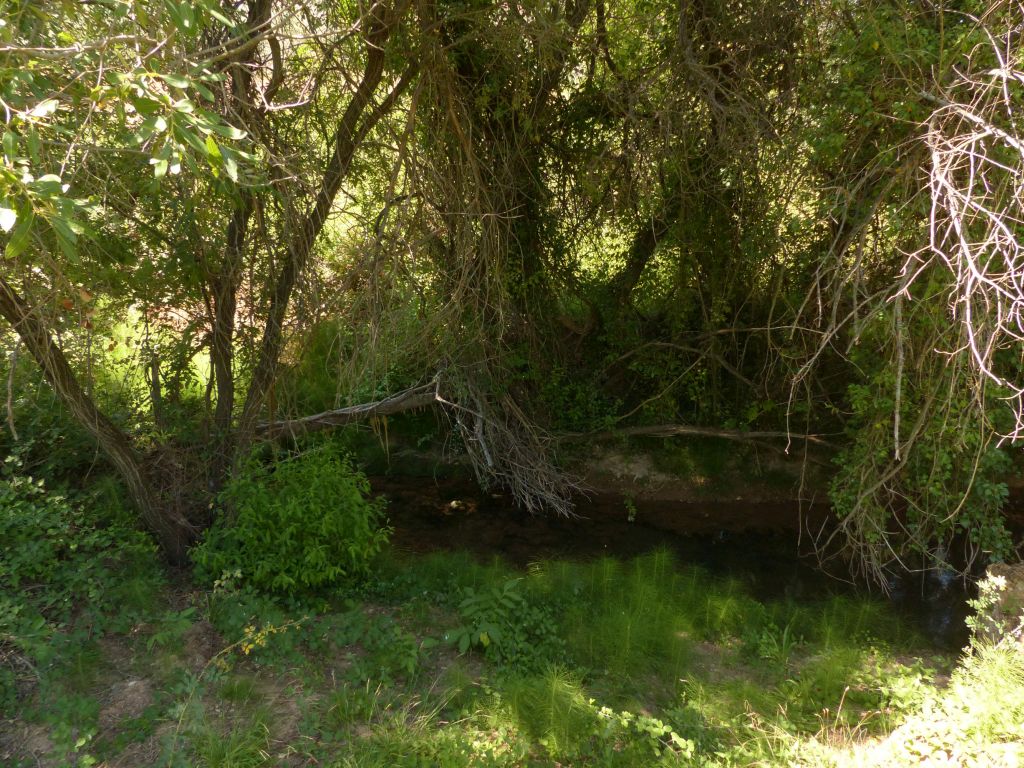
[0, 0, 414, 556]
[2, 0, 1019, 584]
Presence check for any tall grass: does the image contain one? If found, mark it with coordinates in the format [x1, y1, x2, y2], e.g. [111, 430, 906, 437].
[13, 527, 992, 768]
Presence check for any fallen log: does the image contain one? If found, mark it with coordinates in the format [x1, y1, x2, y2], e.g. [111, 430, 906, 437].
[255, 380, 439, 439]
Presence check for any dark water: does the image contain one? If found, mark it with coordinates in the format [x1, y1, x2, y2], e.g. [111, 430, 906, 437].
[372, 476, 972, 651]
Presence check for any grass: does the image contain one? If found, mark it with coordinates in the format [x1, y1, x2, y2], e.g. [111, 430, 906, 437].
[797, 643, 1024, 767]
[5, 542, 1022, 767]
[191, 716, 272, 768]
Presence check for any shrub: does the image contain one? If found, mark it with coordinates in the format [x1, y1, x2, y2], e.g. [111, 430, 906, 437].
[0, 465, 160, 626]
[0, 463, 162, 707]
[192, 441, 390, 595]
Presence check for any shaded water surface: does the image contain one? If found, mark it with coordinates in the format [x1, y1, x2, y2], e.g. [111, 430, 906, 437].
[373, 476, 972, 651]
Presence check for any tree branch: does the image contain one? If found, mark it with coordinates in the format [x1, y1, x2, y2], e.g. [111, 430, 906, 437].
[256, 380, 439, 439]
[237, 0, 409, 447]
[560, 423, 837, 450]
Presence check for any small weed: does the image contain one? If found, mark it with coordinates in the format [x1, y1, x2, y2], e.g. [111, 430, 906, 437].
[148, 607, 197, 650]
[748, 619, 803, 669]
[322, 680, 390, 730]
[218, 674, 260, 706]
[624, 496, 638, 523]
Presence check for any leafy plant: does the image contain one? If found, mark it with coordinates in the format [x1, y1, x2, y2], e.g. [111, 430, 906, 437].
[331, 609, 433, 682]
[750, 620, 803, 669]
[0, 465, 159, 620]
[624, 496, 638, 524]
[147, 608, 199, 651]
[0, 462, 163, 704]
[592, 704, 696, 763]
[445, 578, 565, 671]
[192, 441, 391, 595]
[966, 569, 1024, 646]
[205, 582, 305, 666]
[829, 323, 1013, 583]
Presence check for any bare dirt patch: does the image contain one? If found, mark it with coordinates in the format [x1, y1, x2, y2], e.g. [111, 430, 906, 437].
[99, 677, 154, 729]
[0, 721, 56, 767]
[181, 620, 224, 671]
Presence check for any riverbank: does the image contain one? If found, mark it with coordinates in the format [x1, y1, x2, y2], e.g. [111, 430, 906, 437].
[6, 538, 1014, 767]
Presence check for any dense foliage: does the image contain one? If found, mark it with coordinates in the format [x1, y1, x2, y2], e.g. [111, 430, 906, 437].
[1, 0, 1022, 583]
[0, 466, 163, 710]
[192, 442, 390, 594]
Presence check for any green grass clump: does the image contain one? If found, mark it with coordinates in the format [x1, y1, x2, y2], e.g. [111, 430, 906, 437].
[500, 666, 597, 757]
[191, 718, 271, 768]
[516, 549, 916, 694]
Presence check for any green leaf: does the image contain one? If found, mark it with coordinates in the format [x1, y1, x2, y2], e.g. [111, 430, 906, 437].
[150, 158, 168, 179]
[199, 0, 234, 26]
[132, 98, 163, 116]
[208, 123, 246, 140]
[166, 0, 196, 32]
[220, 145, 239, 182]
[204, 135, 222, 160]
[193, 82, 216, 102]
[137, 115, 168, 142]
[2, 131, 15, 161]
[26, 129, 40, 164]
[51, 216, 78, 260]
[175, 125, 206, 153]
[29, 99, 58, 118]
[31, 175, 63, 195]
[162, 73, 190, 89]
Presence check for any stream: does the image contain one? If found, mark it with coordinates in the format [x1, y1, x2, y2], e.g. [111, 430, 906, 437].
[373, 475, 974, 651]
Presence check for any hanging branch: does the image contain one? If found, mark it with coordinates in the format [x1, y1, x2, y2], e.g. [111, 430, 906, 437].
[918, 8, 1024, 436]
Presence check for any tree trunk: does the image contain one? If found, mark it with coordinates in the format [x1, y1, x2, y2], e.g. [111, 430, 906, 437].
[0, 277, 193, 559]
[235, 1, 409, 454]
[206, 192, 254, 489]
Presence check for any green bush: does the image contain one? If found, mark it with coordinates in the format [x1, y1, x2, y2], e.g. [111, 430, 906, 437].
[192, 441, 391, 595]
[0, 466, 160, 626]
[0, 464, 162, 708]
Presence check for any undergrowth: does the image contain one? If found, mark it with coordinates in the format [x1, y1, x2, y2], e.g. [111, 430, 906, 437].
[192, 440, 391, 595]
[4, 474, 1022, 767]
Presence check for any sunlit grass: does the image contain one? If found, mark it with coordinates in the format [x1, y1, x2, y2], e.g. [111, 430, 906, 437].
[330, 546, 954, 764]
[191, 717, 271, 768]
[14, 539, 1021, 768]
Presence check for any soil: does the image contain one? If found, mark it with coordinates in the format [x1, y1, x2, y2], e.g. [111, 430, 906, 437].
[0, 723, 54, 767]
[181, 620, 223, 672]
[99, 678, 154, 729]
